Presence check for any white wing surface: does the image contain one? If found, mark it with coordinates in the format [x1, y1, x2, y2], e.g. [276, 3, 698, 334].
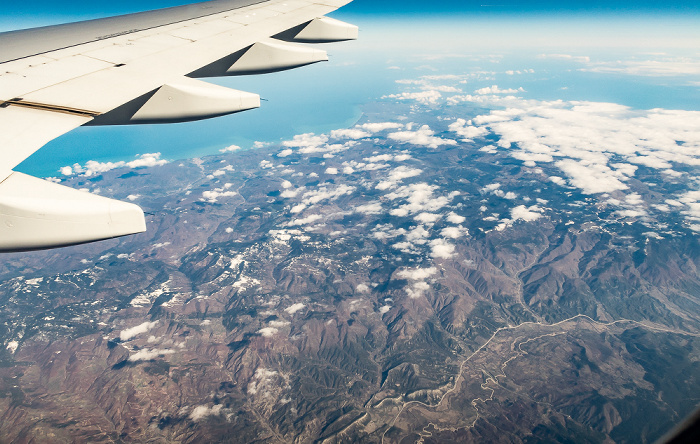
[0, 0, 356, 251]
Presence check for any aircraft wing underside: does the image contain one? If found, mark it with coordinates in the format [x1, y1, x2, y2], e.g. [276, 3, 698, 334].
[0, 0, 356, 251]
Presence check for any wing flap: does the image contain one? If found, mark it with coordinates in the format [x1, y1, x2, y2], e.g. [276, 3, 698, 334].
[0, 172, 146, 252]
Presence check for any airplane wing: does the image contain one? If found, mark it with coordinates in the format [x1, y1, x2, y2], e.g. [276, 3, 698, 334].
[0, 0, 357, 252]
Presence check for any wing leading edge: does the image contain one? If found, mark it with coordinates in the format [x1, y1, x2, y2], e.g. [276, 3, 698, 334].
[0, 0, 357, 251]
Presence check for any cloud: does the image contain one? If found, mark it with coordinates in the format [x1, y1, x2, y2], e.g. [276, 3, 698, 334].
[61, 153, 168, 177]
[356, 283, 370, 293]
[128, 348, 174, 362]
[474, 85, 525, 95]
[277, 148, 293, 157]
[288, 214, 323, 226]
[466, 98, 700, 199]
[414, 212, 441, 224]
[448, 118, 489, 142]
[201, 183, 238, 203]
[446, 212, 466, 224]
[330, 128, 371, 139]
[298, 184, 356, 207]
[511, 205, 544, 222]
[397, 267, 437, 280]
[496, 205, 545, 231]
[441, 226, 467, 238]
[325, 167, 338, 175]
[429, 238, 456, 259]
[583, 59, 700, 77]
[355, 202, 384, 215]
[285, 303, 306, 314]
[283, 133, 328, 149]
[359, 122, 404, 133]
[268, 320, 290, 328]
[120, 321, 158, 341]
[388, 125, 457, 149]
[190, 405, 223, 421]
[257, 327, 279, 337]
[382, 90, 443, 105]
[538, 54, 591, 63]
[379, 305, 392, 314]
[220, 144, 241, 153]
[376, 166, 423, 190]
[406, 281, 431, 299]
[247, 368, 279, 395]
[386, 183, 451, 216]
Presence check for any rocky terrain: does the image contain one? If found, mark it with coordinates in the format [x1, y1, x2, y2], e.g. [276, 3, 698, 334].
[1, 92, 699, 443]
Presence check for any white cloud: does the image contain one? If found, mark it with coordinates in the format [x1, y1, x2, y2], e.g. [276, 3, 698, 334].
[382, 90, 443, 105]
[257, 327, 279, 337]
[269, 320, 291, 328]
[538, 54, 591, 63]
[387, 183, 450, 216]
[6, 341, 18, 354]
[583, 59, 700, 77]
[283, 133, 328, 150]
[397, 267, 437, 280]
[325, 167, 338, 175]
[285, 303, 306, 315]
[429, 238, 456, 259]
[511, 205, 544, 222]
[376, 166, 423, 190]
[190, 405, 223, 421]
[61, 153, 167, 177]
[446, 212, 466, 224]
[496, 205, 545, 231]
[474, 85, 525, 95]
[356, 283, 370, 293]
[441, 226, 467, 238]
[201, 183, 238, 203]
[277, 148, 294, 157]
[355, 202, 384, 215]
[330, 128, 371, 139]
[120, 321, 158, 341]
[288, 214, 323, 226]
[466, 98, 700, 198]
[298, 184, 355, 207]
[379, 305, 392, 314]
[388, 125, 457, 149]
[406, 281, 431, 299]
[414, 212, 441, 224]
[359, 122, 404, 133]
[220, 144, 241, 153]
[128, 348, 174, 362]
[448, 118, 489, 142]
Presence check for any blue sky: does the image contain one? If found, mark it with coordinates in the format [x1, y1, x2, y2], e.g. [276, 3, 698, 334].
[1, 0, 699, 23]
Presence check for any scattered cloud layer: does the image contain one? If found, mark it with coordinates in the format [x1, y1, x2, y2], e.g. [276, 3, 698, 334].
[61, 153, 167, 176]
[388, 125, 457, 149]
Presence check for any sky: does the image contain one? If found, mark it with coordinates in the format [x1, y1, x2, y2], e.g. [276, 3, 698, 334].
[1, 0, 699, 28]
